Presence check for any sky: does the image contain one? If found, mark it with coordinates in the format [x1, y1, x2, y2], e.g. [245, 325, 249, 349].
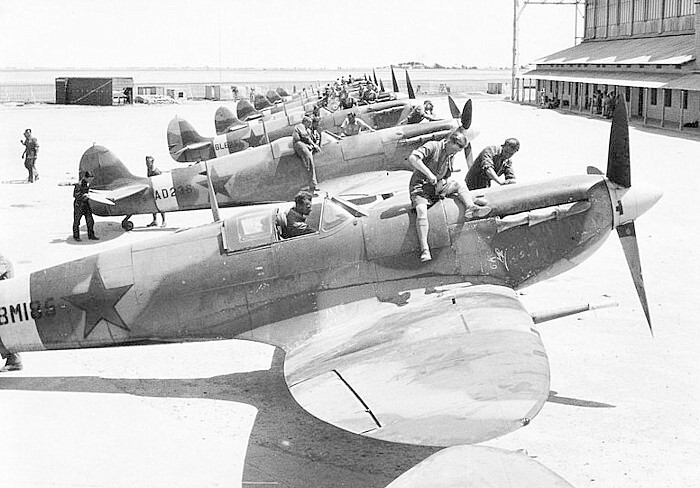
[0, 0, 584, 69]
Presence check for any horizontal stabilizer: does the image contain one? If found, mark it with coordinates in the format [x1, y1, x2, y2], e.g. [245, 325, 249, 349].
[89, 184, 149, 205]
[173, 141, 212, 156]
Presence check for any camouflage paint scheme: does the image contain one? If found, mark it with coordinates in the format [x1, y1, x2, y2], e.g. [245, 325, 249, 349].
[168, 98, 417, 162]
[0, 95, 659, 487]
[85, 117, 464, 218]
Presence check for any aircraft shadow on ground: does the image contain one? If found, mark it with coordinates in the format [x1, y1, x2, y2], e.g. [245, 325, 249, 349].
[547, 390, 615, 408]
[0, 348, 439, 488]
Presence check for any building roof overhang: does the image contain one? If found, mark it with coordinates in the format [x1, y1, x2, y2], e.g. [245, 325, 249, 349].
[533, 35, 695, 66]
[521, 69, 682, 88]
[661, 73, 700, 90]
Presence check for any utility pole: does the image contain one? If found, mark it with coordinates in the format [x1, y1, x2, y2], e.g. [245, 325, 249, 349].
[511, 0, 584, 100]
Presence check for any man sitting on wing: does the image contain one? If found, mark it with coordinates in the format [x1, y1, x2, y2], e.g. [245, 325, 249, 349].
[409, 129, 490, 262]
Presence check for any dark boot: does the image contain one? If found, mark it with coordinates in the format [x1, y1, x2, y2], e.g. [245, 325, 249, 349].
[0, 353, 22, 372]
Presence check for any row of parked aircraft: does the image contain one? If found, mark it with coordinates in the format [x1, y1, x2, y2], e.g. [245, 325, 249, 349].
[0, 66, 661, 487]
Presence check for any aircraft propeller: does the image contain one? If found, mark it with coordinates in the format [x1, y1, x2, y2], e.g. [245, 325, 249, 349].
[391, 65, 399, 93]
[405, 70, 416, 100]
[605, 93, 661, 335]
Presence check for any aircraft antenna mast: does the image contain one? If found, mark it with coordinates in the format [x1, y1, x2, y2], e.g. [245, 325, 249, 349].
[511, 0, 584, 101]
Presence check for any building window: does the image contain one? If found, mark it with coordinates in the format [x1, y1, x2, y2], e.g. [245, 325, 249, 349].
[664, 89, 672, 107]
[682, 91, 688, 109]
[625, 86, 631, 102]
[650, 89, 657, 105]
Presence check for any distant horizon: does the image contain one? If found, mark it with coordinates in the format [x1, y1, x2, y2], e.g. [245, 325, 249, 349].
[0, 65, 521, 72]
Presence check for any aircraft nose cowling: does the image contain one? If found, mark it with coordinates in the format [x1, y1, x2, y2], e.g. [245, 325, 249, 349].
[610, 181, 663, 227]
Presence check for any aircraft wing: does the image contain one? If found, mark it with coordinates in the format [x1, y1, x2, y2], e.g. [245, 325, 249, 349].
[88, 184, 149, 205]
[244, 284, 550, 447]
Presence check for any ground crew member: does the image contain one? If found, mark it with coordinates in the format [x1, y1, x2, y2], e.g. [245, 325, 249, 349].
[410, 129, 491, 262]
[466, 138, 520, 190]
[400, 100, 440, 124]
[293, 116, 320, 192]
[21, 128, 39, 183]
[146, 156, 166, 227]
[340, 112, 374, 136]
[73, 171, 98, 241]
[0, 252, 22, 372]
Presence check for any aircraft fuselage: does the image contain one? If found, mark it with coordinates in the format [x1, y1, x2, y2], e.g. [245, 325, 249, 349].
[88, 119, 459, 218]
[0, 174, 615, 354]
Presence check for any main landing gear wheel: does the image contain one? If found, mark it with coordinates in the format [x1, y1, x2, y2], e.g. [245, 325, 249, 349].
[121, 216, 134, 231]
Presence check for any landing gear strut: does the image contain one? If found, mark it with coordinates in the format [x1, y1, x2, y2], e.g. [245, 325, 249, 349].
[121, 215, 134, 231]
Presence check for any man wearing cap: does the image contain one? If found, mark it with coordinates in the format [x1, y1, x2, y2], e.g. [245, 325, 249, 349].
[466, 138, 520, 190]
[340, 112, 374, 137]
[21, 128, 39, 182]
[400, 100, 440, 125]
[73, 171, 99, 241]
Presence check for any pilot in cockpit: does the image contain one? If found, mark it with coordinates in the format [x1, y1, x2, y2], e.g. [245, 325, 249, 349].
[280, 191, 316, 239]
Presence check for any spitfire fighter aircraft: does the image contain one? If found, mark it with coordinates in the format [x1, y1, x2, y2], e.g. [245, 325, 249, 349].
[0, 96, 660, 486]
[168, 97, 417, 163]
[167, 70, 419, 163]
[88, 98, 474, 230]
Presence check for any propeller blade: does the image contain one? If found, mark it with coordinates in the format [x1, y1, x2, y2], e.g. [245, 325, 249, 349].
[448, 95, 460, 119]
[391, 65, 399, 93]
[380, 79, 385, 92]
[461, 99, 472, 130]
[373, 68, 378, 86]
[464, 142, 475, 170]
[607, 93, 631, 188]
[616, 222, 653, 335]
[405, 70, 415, 99]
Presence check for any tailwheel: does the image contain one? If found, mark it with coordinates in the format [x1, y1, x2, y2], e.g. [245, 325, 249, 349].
[121, 216, 134, 231]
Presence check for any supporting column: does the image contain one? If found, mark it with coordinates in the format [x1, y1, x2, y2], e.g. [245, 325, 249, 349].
[643, 88, 649, 125]
[579, 82, 584, 113]
[661, 89, 666, 128]
[679, 90, 685, 131]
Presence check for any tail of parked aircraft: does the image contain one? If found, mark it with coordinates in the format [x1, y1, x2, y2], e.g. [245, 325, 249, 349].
[79, 145, 141, 189]
[214, 106, 248, 135]
[167, 117, 214, 163]
[237, 99, 262, 121]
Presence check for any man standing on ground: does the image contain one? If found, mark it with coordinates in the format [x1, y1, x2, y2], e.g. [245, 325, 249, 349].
[146, 156, 166, 227]
[73, 171, 99, 241]
[409, 129, 491, 262]
[466, 138, 520, 190]
[21, 128, 39, 183]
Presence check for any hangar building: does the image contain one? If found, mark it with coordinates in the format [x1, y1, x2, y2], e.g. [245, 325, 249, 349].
[518, 0, 700, 130]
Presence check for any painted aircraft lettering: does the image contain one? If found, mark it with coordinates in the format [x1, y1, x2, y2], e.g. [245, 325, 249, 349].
[0, 299, 56, 325]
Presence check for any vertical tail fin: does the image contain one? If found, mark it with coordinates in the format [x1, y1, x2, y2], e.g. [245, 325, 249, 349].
[167, 116, 214, 163]
[79, 145, 140, 189]
[215, 106, 248, 135]
[237, 99, 262, 121]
